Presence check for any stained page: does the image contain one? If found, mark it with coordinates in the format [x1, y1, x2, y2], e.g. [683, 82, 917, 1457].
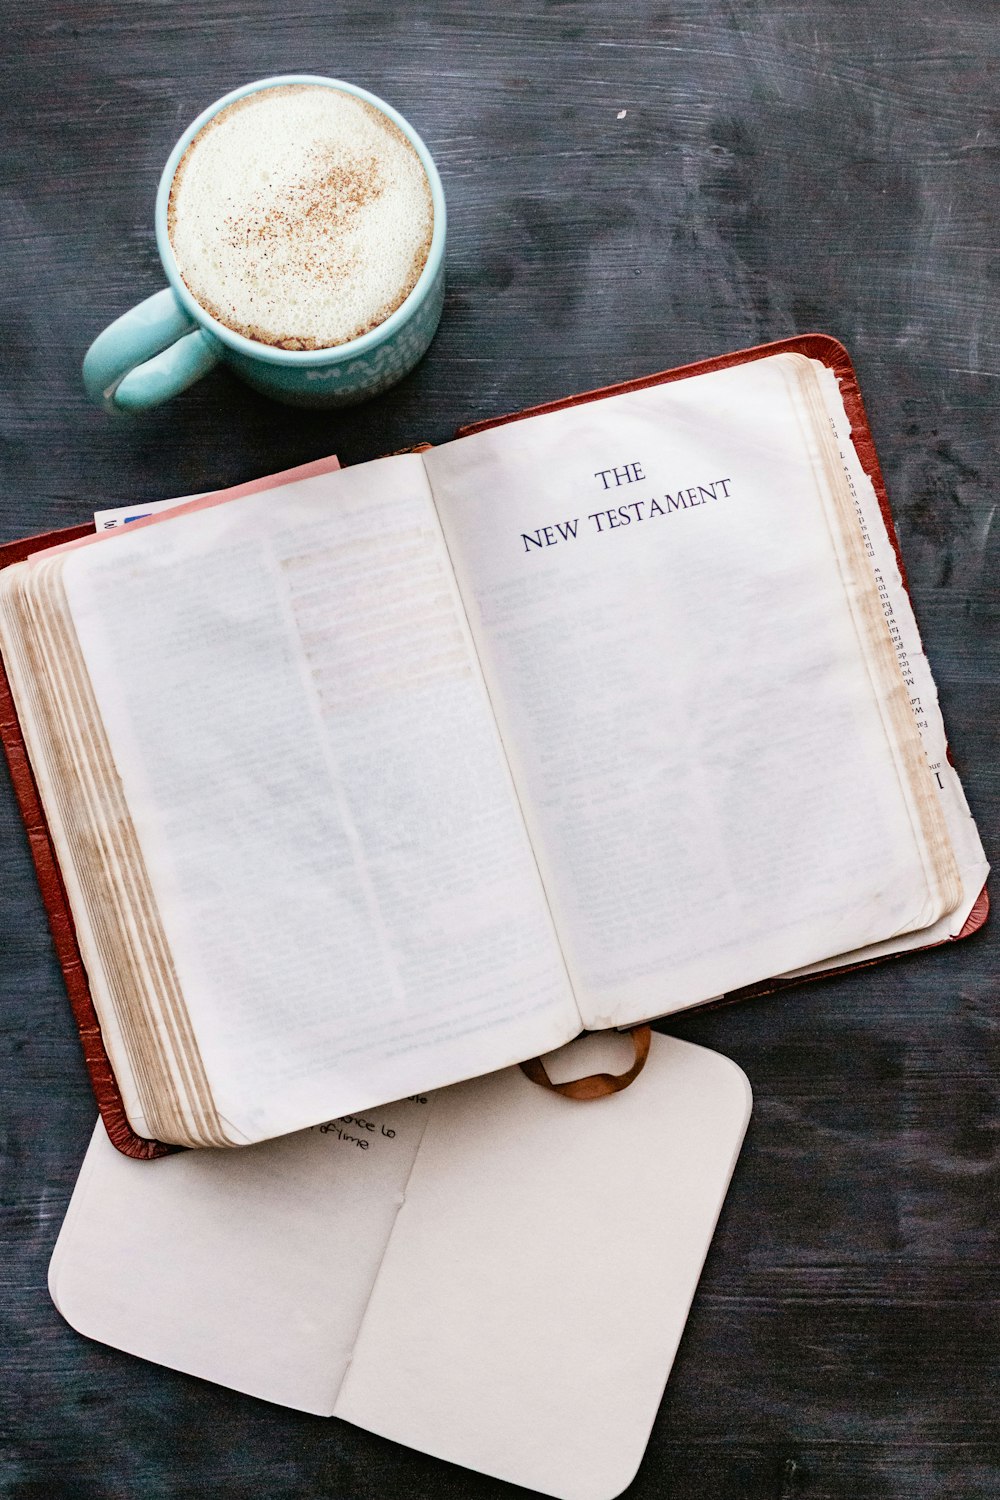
[60, 456, 579, 1143]
[424, 354, 950, 1025]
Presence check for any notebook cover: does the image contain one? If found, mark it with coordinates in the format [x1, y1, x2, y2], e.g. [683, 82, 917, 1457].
[0, 338, 988, 1158]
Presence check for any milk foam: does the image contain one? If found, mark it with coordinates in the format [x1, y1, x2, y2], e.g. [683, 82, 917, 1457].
[167, 85, 434, 350]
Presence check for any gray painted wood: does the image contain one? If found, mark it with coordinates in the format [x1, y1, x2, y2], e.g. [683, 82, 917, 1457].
[1, 3, 997, 1497]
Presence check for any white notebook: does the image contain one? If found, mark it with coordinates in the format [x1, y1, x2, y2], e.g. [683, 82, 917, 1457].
[49, 1032, 751, 1500]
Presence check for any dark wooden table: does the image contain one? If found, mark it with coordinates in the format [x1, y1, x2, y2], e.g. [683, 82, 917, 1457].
[2, 4, 998, 1497]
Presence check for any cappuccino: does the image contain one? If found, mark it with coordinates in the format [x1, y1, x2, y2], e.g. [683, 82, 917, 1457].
[167, 84, 434, 351]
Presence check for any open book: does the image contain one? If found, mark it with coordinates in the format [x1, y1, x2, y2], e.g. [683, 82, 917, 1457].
[0, 338, 988, 1150]
[49, 1033, 752, 1500]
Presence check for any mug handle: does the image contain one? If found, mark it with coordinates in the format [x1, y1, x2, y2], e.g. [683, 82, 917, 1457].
[83, 288, 222, 413]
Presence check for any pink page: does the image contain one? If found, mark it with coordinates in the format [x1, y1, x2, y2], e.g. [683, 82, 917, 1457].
[33, 453, 342, 562]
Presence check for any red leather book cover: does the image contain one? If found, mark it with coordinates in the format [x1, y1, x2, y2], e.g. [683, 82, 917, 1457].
[0, 338, 988, 1156]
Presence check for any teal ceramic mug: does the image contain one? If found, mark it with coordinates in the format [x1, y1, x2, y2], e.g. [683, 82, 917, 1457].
[83, 75, 446, 412]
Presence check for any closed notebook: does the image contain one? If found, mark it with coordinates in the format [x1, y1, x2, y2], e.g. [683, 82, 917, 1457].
[49, 1032, 752, 1500]
[0, 336, 988, 1154]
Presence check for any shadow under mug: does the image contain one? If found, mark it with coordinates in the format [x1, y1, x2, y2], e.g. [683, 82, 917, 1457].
[83, 75, 447, 412]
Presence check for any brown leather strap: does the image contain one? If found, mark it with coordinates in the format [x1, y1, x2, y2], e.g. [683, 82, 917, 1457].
[519, 1026, 652, 1100]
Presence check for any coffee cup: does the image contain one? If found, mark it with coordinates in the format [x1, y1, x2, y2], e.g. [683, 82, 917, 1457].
[83, 75, 446, 412]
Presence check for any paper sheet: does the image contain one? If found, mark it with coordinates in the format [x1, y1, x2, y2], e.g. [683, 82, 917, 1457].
[50, 1033, 752, 1499]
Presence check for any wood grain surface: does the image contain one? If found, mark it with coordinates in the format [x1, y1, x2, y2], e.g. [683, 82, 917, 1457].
[1, 3, 997, 1498]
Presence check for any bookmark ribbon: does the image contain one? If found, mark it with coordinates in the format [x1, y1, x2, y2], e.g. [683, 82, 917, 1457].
[520, 1026, 652, 1100]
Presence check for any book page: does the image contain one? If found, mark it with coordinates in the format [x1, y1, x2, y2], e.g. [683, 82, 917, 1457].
[336, 1033, 752, 1500]
[424, 355, 949, 1025]
[60, 456, 580, 1143]
[49, 1094, 434, 1416]
[0, 555, 228, 1147]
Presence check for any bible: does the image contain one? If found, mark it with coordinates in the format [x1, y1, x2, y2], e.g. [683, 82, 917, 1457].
[0, 336, 988, 1152]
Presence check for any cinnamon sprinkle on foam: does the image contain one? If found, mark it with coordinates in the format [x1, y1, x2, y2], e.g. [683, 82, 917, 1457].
[167, 85, 434, 350]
